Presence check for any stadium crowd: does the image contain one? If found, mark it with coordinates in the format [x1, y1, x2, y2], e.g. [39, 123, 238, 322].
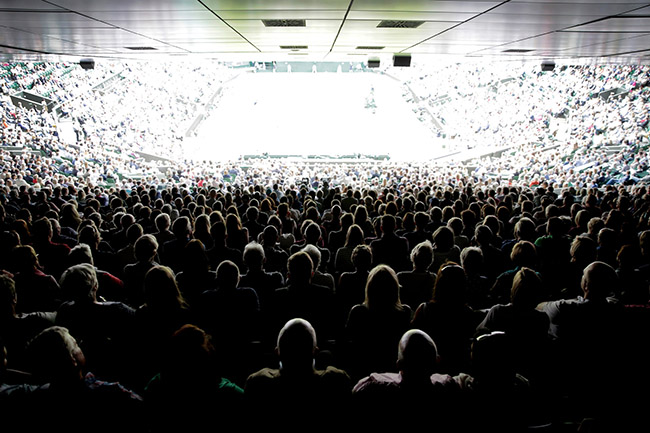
[0, 59, 649, 432]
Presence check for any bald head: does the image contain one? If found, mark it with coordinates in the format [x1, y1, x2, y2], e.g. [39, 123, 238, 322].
[581, 261, 616, 300]
[397, 329, 439, 379]
[277, 318, 317, 372]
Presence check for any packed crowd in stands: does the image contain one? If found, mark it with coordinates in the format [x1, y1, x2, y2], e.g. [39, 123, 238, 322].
[1, 59, 649, 431]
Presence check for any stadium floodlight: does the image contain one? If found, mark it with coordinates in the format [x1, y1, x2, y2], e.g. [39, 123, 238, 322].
[393, 54, 411, 67]
[541, 60, 555, 72]
[79, 58, 95, 70]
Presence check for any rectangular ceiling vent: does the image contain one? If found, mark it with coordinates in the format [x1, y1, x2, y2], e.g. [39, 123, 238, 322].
[503, 49, 534, 53]
[356, 46, 385, 50]
[125, 46, 157, 51]
[263, 19, 306, 27]
[377, 20, 424, 29]
[280, 45, 308, 50]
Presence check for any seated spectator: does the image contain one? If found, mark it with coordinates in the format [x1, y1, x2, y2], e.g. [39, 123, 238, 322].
[0, 274, 55, 373]
[77, 223, 117, 276]
[243, 205, 265, 243]
[474, 224, 506, 287]
[461, 246, 491, 310]
[240, 241, 284, 316]
[585, 216, 604, 245]
[152, 213, 175, 247]
[175, 239, 218, 309]
[49, 218, 77, 249]
[336, 244, 372, 333]
[24, 326, 144, 432]
[193, 213, 214, 250]
[430, 225, 461, 274]
[225, 212, 249, 253]
[244, 318, 351, 427]
[596, 227, 619, 269]
[477, 267, 551, 388]
[290, 221, 330, 273]
[500, 216, 537, 268]
[490, 240, 539, 306]
[412, 263, 482, 375]
[260, 223, 289, 277]
[370, 214, 410, 273]
[144, 324, 243, 432]
[55, 263, 136, 382]
[11, 245, 61, 314]
[114, 223, 143, 278]
[535, 216, 572, 299]
[135, 266, 194, 387]
[615, 244, 649, 304]
[447, 216, 469, 250]
[397, 241, 437, 311]
[270, 251, 335, 347]
[538, 261, 626, 423]
[161, 216, 192, 274]
[564, 234, 597, 299]
[344, 264, 413, 381]
[328, 212, 353, 259]
[404, 211, 433, 252]
[30, 217, 70, 281]
[454, 331, 536, 432]
[68, 243, 125, 303]
[110, 212, 135, 252]
[352, 329, 460, 430]
[198, 260, 259, 381]
[334, 223, 365, 275]
[568, 209, 591, 238]
[1, 336, 42, 423]
[122, 234, 159, 308]
[206, 220, 244, 274]
[302, 244, 335, 291]
[0, 230, 21, 273]
[322, 204, 342, 243]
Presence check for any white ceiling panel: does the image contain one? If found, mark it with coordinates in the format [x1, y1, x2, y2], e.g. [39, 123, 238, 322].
[346, 11, 474, 21]
[0, 0, 649, 63]
[46, 0, 206, 12]
[166, 42, 259, 52]
[491, 2, 647, 16]
[0, 1, 65, 10]
[410, 43, 494, 55]
[217, 10, 347, 20]
[0, 11, 113, 28]
[201, 0, 351, 10]
[465, 12, 613, 27]
[475, 31, 649, 55]
[81, 10, 220, 21]
[351, 0, 503, 13]
[107, 22, 231, 36]
[568, 17, 650, 32]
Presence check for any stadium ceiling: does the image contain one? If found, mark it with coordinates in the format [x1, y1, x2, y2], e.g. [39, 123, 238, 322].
[1, 0, 650, 64]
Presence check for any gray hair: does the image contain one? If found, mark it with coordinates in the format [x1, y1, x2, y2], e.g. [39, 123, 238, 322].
[59, 263, 98, 302]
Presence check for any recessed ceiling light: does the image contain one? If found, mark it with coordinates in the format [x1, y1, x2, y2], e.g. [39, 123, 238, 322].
[263, 19, 306, 27]
[377, 20, 424, 29]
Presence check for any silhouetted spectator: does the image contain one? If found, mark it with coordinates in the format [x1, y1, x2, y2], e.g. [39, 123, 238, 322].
[370, 214, 410, 272]
[397, 240, 436, 311]
[245, 318, 351, 428]
[344, 264, 413, 381]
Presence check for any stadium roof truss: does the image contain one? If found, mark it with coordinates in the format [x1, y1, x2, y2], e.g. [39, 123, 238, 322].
[0, 0, 649, 64]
